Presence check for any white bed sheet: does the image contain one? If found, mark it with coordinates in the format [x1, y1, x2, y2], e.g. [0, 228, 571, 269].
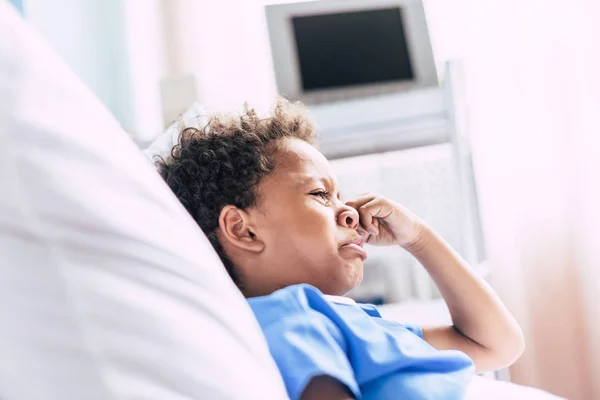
[467, 376, 564, 399]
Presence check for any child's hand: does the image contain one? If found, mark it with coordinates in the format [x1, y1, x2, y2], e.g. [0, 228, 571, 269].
[346, 193, 426, 248]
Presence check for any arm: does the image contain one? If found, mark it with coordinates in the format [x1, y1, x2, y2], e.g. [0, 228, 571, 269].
[406, 226, 525, 373]
[301, 376, 355, 400]
[347, 194, 525, 373]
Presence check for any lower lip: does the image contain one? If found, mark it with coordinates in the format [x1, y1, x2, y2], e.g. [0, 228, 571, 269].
[341, 243, 367, 261]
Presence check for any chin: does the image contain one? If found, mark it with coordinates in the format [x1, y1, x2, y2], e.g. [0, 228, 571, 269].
[342, 259, 364, 294]
[315, 259, 364, 295]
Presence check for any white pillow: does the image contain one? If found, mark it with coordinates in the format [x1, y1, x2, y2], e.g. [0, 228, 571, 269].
[143, 102, 208, 163]
[0, 4, 287, 400]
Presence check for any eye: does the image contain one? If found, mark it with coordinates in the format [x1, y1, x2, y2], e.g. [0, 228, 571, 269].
[311, 190, 331, 203]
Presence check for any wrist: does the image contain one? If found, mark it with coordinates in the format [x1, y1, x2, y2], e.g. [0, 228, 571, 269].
[400, 223, 433, 254]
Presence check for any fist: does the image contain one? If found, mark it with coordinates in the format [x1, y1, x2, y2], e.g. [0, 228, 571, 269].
[345, 193, 426, 248]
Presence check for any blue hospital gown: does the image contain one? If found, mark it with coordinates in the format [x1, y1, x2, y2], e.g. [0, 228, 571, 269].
[248, 284, 474, 400]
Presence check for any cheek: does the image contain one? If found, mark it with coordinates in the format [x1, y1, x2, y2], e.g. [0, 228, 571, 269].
[259, 200, 338, 255]
[273, 210, 337, 257]
[295, 207, 338, 243]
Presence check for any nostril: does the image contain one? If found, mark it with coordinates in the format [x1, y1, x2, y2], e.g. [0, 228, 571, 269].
[345, 216, 353, 226]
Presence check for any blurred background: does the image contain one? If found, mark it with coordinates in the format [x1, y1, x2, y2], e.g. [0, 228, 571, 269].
[10, 0, 600, 398]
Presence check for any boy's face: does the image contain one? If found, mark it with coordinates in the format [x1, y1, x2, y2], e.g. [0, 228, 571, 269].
[241, 138, 366, 296]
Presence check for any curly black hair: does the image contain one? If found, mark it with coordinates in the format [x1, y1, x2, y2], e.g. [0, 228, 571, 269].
[156, 99, 317, 289]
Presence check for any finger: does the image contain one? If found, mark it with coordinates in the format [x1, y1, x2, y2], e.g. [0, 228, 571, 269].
[345, 193, 377, 210]
[360, 211, 380, 235]
[358, 198, 395, 235]
[370, 219, 380, 241]
[360, 198, 394, 218]
[371, 218, 379, 230]
[356, 225, 370, 240]
[357, 206, 376, 235]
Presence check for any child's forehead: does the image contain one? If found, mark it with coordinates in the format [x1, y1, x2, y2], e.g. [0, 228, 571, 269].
[278, 138, 329, 167]
[273, 139, 340, 188]
[280, 139, 330, 166]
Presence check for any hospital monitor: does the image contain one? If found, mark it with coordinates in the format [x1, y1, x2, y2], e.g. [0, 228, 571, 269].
[265, 0, 438, 104]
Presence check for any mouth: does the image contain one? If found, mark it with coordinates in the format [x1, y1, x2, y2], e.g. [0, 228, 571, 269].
[340, 235, 367, 261]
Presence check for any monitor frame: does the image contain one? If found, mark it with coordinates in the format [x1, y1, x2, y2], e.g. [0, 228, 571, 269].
[265, 0, 438, 104]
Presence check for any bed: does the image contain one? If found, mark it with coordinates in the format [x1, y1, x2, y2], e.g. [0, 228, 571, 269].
[0, 3, 563, 399]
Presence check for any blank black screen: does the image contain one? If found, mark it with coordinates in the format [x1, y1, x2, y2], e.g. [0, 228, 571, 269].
[291, 8, 414, 91]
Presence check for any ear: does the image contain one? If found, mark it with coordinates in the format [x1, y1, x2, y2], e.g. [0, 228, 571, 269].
[218, 205, 265, 253]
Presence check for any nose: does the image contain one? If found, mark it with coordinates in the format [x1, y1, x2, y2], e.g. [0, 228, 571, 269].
[338, 206, 359, 230]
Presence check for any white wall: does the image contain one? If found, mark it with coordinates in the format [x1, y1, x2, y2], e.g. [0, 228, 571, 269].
[24, 0, 167, 141]
[122, 0, 168, 141]
[161, 0, 279, 114]
[25, 1, 134, 129]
